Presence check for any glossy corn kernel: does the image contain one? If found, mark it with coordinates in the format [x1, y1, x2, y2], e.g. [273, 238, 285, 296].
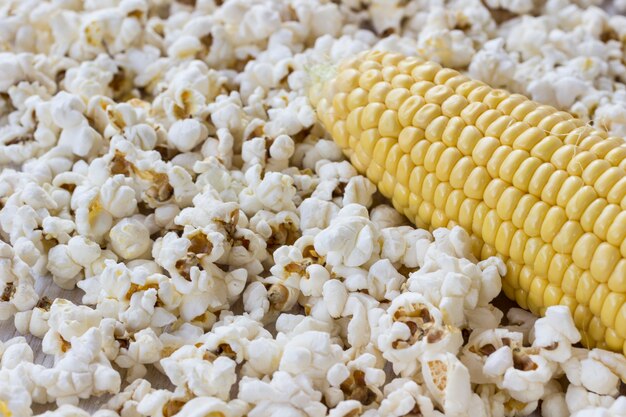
[311, 50, 626, 355]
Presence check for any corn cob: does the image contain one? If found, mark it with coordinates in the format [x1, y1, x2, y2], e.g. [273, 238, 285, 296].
[309, 50, 626, 355]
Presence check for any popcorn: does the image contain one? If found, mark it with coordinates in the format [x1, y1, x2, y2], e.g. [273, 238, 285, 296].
[314, 204, 379, 268]
[279, 330, 345, 384]
[167, 119, 208, 152]
[2, 1, 626, 416]
[376, 292, 463, 377]
[379, 378, 437, 417]
[532, 306, 581, 363]
[108, 218, 152, 260]
[160, 345, 237, 400]
[239, 371, 327, 417]
[421, 352, 482, 416]
[115, 328, 163, 381]
[407, 227, 503, 327]
[326, 353, 385, 407]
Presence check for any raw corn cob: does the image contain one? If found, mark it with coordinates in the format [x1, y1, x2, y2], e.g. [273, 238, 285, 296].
[309, 50, 626, 355]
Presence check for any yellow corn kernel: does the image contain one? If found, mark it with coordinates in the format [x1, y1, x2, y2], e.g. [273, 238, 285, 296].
[312, 50, 626, 354]
[368, 81, 392, 103]
[510, 229, 529, 264]
[523, 201, 550, 237]
[616, 304, 626, 338]
[512, 194, 539, 229]
[0, 400, 12, 417]
[531, 135, 563, 162]
[594, 204, 621, 241]
[379, 110, 402, 137]
[486, 146, 513, 178]
[580, 198, 608, 232]
[590, 243, 621, 283]
[552, 221, 584, 254]
[424, 115, 448, 142]
[472, 136, 500, 166]
[464, 167, 491, 199]
[457, 126, 483, 155]
[544, 284, 564, 307]
[398, 95, 426, 127]
[495, 221, 515, 257]
[588, 316, 606, 342]
[497, 187, 524, 221]
[601, 292, 626, 329]
[589, 284, 610, 316]
[512, 156, 542, 193]
[562, 264, 583, 296]
[551, 144, 577, 170]
[576, 272, 598, 305]
[499, 150, 530, 183]
[594, 167, 624, 198]
[548, 253, 571, 285]
[607, 259, 626, 292]
[449, 156, 476, 189]
[483, 179, 508, 210]
[424, 142, 446, 172]
[436, 147, 463, 182]
[566, 186, 598, 221]
[604, 329, 624, 352]
[573, 233, 602, 270]
[540, 206, 567, 243]
[413, 103, 442, 130]
[556, 176, 585, 208]
[528, 163, 556, 198]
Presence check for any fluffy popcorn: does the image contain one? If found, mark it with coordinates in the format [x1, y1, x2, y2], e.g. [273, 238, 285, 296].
[279, 330, 345, 384]
[313, 204, 379, 267]
[468, 38, 517, 88]
[376, 292, 463, 376]
[160, 345, 237, 400]
[167, 119, 209, 152]
[326, 353, 385, 407]
[421, 352, 483, 417]
[239, 371, 327, 417]
[407, 227, 503, 327]
[378, 378, 437, 417]
[108, 218, 152, 260]
[1, 1, 626, 416]
[532, 306, 581, 363]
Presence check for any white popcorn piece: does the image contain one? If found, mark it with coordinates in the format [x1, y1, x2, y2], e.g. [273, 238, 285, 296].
[376, 292, 463, 377]
[379, 377, 437, 417]
[167, 119, 208, 153]
[501, 353, 558, 403]
[160, 345, 237, 400]
[566, 385, 620, 416]
[279, 330, 345, 384]
[108, 218, 152, 260]
[314, 204, 379, 268]
[370, 205, 406, 230]
[421, 352, 481, 417]
[326, 353, 385, 408]
[14, 297, 51, 338]
[532, 306, 581, 363]
[105, 378, 153, 417]
[239, 371, 327, 417]
[115, 328, 163, 381]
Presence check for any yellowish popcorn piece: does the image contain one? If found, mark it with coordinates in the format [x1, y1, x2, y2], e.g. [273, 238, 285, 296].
[310, 50, 626, 355]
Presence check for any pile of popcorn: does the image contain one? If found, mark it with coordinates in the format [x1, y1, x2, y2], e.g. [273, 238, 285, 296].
[0, 0, 625, 416]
